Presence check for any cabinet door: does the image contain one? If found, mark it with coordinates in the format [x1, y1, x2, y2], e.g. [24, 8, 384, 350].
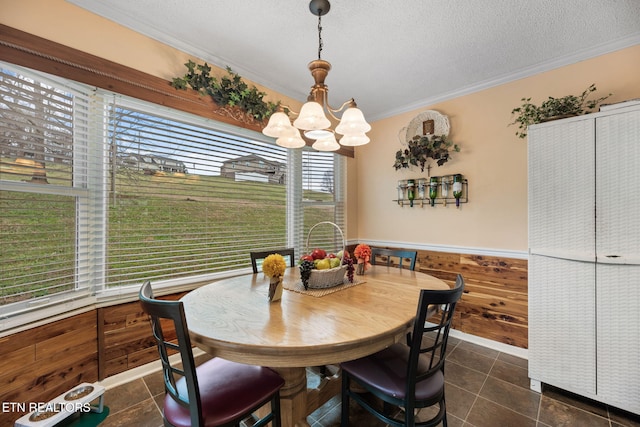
[596, 108, 640, 263]
[596, 264, 640, 414]
[595, 108, 640, 414]
[528, 255, 596, 397]
[528, 117, 597, 398]
[528, 118, 595, 261]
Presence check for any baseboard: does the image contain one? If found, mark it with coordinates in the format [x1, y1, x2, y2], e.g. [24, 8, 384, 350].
[97, 348, 206, 390]
[449, 328, 528, 360]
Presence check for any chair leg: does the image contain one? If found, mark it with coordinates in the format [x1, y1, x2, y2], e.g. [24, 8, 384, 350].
[272, 392, 282, 427]
[441, 400, 447, 427]
[405, 403, 414, 427]
[319, 365, 327, 377]
[341, 374, 350, 426]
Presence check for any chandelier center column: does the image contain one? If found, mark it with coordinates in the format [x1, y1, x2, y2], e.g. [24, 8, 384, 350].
[308, 59, 331, 103]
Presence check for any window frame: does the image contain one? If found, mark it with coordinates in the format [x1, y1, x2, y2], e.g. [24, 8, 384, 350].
[99, 93, 293, 298]
[0, 62, 347, 332]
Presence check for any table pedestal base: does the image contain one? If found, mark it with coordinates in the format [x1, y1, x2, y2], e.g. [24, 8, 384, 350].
[272, 367, 341, 427]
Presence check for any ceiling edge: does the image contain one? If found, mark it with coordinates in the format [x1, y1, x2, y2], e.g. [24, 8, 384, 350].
[369, 35, 640, 123]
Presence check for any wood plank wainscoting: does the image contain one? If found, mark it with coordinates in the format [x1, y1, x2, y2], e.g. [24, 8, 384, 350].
[0, 249, 526, 425]
[349, 245, 529, 349]
[417, 250, 528, 348]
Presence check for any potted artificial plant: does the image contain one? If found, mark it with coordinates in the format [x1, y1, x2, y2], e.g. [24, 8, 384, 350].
[509, 83, 611, 138]
[393, 134, 460, 172]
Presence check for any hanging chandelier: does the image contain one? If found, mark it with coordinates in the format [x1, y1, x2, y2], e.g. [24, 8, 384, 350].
[262, 0, 371, 151]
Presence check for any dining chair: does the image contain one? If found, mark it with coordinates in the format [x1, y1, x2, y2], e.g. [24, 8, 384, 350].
[139, 281, 284, 427]
[371, 247, 418, 270]
[250, 248, 295, 274]
[340, 274, 465, 427]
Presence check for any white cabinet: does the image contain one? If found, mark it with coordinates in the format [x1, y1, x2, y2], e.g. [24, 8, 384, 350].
[528, 105, 640, 415]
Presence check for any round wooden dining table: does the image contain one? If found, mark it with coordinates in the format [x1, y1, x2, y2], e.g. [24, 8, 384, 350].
[180, 265, 449, 427]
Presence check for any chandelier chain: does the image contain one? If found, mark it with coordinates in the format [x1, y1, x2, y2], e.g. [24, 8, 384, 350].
[317, 13, 323, 60]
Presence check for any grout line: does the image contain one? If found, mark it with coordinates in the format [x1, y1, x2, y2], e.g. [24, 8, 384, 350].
[536, 387, 543, 425]
[140, 376, 163, 418]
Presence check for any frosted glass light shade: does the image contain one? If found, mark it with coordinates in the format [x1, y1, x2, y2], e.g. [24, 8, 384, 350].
[304, 129, 334, 140]
[276, 126, 306, 149]
[262, 111, 292, 138]
[339, 133, 370, 146]
[311, 135, 340, 151]
[293, 101, 331, 131]
[335, 107, 371, 135]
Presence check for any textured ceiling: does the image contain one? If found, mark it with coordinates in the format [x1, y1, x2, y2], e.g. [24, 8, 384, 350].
[67, 0, 640, 121]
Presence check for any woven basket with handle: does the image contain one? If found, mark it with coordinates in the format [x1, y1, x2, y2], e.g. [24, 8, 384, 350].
[305, 221, 347, 289]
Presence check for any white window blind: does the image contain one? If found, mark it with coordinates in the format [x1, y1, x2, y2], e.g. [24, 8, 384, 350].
[0, 64, 98, 315]
[0, 61, 348, 325]
[105, 97, 290, 288]
[298, 151, 346, 257]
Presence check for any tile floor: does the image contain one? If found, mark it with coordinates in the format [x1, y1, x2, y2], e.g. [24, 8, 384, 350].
[97, 337, 640, 427]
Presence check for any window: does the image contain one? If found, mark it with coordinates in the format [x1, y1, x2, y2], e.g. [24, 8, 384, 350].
[0, 63, 346, 326]
[0, 64, 103, 320]
[105, 98, 290, 289]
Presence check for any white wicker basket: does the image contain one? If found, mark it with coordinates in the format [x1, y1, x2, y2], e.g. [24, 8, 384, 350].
[305, 221, 347, 289]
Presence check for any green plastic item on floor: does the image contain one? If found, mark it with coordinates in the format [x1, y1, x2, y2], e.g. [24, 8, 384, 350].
[55, 407, 110, 427]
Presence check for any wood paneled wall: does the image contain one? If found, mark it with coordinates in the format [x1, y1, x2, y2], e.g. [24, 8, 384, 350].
[0, 249, 527, 424]
[417, 250, 528, 348]
[350, 245, 529, 348]
[98, 292, 185, 379]
[0, 311, 99, 426]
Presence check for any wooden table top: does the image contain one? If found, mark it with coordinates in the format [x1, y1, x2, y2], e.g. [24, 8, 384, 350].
[181, 265, 449, 367]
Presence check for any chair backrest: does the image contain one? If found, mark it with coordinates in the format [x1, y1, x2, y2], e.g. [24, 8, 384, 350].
[139, 281, 203, 426]
[370, 247, 418, 270]
[406, 274, 465, 398]
[250, 248, 295, 274]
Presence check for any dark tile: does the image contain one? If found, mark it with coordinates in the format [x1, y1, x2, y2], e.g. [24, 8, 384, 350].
[497, 352, 528, 369]
[103, 378, 151, 415]
[445, 336, 462, 356]
[489, 358, 531, 389]
[444, 382, 477, 420]
[414, 404, 447, 425]
[466, 397, 537, 427]
[446, 414, 466, 427]
[332, 393, 389, 427]
[308, 395, 340, 424]
[142, 370, 165, 397]
[447, 346, 496, 374]
[100, 398, 163, 427]
[98, 338, 631, 427]
[446, 360, 488, 394]
[153, 393, 164, 414]
[479, 376, 540, 419]
[542, 385, 608, 418]
[448, 336, 462, 348]
[539, 395, 610, 427]
[456, 340, 500, 360]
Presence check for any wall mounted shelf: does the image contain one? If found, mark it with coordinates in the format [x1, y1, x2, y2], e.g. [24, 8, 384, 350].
[394, 175, 468, 207]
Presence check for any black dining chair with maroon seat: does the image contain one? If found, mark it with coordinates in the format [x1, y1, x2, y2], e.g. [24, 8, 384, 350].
[139, 281, 284, 427]
[340, 274, 465, 427]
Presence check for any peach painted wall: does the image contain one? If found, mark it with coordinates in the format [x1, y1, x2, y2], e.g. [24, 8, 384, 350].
[348, 45, 640, 252]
